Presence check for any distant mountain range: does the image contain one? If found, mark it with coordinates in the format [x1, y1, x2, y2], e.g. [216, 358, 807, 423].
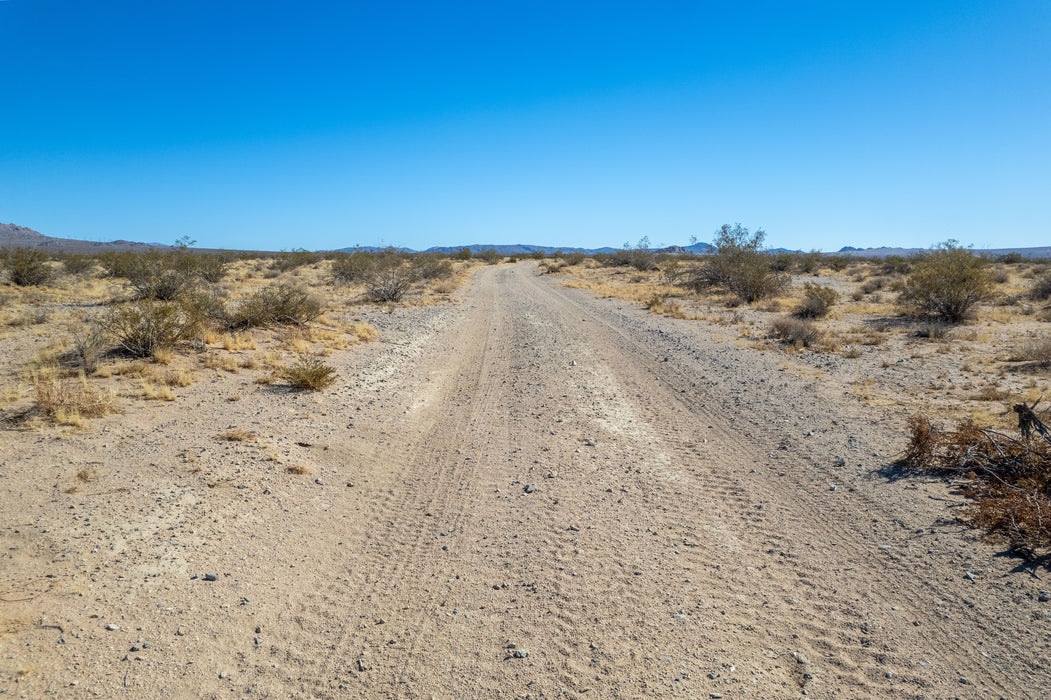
[3, 222, 1049, 259]
[837, 245, 1051, 259]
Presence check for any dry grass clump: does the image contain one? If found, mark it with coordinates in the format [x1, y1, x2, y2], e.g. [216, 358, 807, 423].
[34, 373, 117, 424]
[770, 316, 818, 348]
[1009, 337, 1051, 366]
[282, 355, 337, 390]
[216, 428, 256, 441]
[899, 406, 1051, 547]
[285, 464, 314, 475]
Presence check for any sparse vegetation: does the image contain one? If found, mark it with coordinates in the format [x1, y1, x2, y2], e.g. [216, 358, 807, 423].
[1, 247, 52, 286]
[690, 224, 789, 304]
[795, 283, 837, 319]
[282, 355, 337, 390]
[898, 241, 991, 323]
[770, 316, 818, 347]
[99, 299, 198, 357]
[900, 406, 1051, 547]
[230, 284, 321, 328]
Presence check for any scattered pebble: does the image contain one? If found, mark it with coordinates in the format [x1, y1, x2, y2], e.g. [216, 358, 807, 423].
[203, 573, 219, 582]
[1039, 590, 1051, 602]
[523, 484, 537, 494]
[106, 624, 119, 631]
[512, 648, 530, 658]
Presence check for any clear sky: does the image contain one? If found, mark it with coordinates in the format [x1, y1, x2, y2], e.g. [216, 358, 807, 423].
[2, 1, 1049, 252]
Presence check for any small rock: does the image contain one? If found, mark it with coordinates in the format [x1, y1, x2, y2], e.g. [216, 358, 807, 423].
[129, 645, 141, 652]
[512, 648, 529, 658]
[314, 478, 324, 486]
[1039, 590, 1051, 602]
[833, 457, 846, 467]
[546, 471, 558, 478]
[219, 671, 228, 679]
[254, 636, 263, 645]
[585, 438, 597, 447]
[203, 573, 219, 582]
[964, 571, 976, 580]
[59, 637, 66, 644]
[106, 623, 119, 631]
[523, 484, 537, 494]
[176, 626, 186, 636]
[357, 659, 369, 672]
[568, 524, 580, 532]
[829, 484, 837, 492]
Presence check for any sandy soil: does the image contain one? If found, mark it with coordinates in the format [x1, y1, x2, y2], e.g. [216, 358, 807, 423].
[2, 262, 1049, 698]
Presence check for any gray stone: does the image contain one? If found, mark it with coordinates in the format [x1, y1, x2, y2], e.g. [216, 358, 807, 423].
[512, 648, 530, 658]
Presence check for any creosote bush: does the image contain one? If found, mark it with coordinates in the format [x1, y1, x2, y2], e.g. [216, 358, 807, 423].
[100, 300, 197, 357]
[898, 241, 990, 323]
[1030, 274, 1051, 302]
[1, 247, 52, 286]
[795, 283, 837, 319]
[230, 284, 321, 328]
[282, 355, 337, 390]
[690, 224, 788, 304]
[364, 263, 417, 302]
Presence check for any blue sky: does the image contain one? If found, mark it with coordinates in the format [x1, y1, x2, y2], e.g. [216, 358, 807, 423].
[2, 1, 1048, 252]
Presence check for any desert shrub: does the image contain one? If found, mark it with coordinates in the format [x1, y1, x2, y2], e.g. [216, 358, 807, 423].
[455, 247, 473, 260]
[61, 254, 96, 275]
[99, 300, 196, 357]
[826, 255, 851, 272]
[411, 255, 453, 280]
[991, 268, 1010, 285]
[364, 263, 417, 302]
[859, 277, 888, 295]
[283, 355, 336, 390]
[528, 250, 547, 260]
[898, 241, 991, 323]
[196, 254, 228, 283]
[900, 409, 1051, 547]
[563, 252, 586, 267]
[690, 224, 789, 303]
[477, 249, 502, 265]
[797, 251, 822, 274]
[331, 250, 379, 284]
[1, 247, 52, 286]
[770, 252, 796, 272]
[795, 283, 838, 319]
[231, 284, 320, 328]
[997, 252, 1024, 264]
[68, 321, 109, 373]
[6, 306, 50, 327]
[116, 249, 205, 300]
[270, 248, 321, 273]
[880, 255, 912, 275]
[770, 316, 818, 347]
[1030, 274, 1051, 301]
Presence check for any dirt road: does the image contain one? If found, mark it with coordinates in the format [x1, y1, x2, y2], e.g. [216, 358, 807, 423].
[2, 263, 1048, 698]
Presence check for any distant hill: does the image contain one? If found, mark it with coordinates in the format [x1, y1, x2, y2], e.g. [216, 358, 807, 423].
[0, 223, 167, 253]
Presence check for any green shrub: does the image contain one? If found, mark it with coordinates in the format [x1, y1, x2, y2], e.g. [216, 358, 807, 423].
[110, 249, 213, 300]
[477, 249, 502, 265]
[455, 247, 473, 260]
[411, 254, 453, 280]
[61, 254, 96, 275]
[690, 224, 788, 303]
[563, 252, 586, 267]
[231, 284, 320, 328]
[270, 248, 321, 273]
[331, 250, 378, 284]
[100, 300, 196, 357]
[898, 241, 991, 323]
[1030, 274, 1051, 301]
[795, 283, 838, 319]
[283, 356, 336, 390]
[1, 247, 52, 286]
[797, 251, 822, 274]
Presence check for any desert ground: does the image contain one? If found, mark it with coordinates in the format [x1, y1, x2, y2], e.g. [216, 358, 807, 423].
[2, 258, 1050, 698]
